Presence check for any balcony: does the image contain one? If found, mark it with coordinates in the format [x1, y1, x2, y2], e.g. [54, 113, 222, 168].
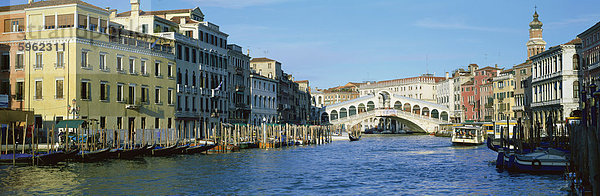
[177, 84, 185, 93]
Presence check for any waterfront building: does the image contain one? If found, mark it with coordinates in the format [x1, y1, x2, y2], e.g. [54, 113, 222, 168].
[479, 78, 495, 122]
[513, 63, 532, 123]
[0, 5, 25, 111]
[461, 66, 501, 122]
[111, 0, 231, 132]
[435, 72, 452, 113]
[359, 74, 445, 103]
[0, 0, 177, 131]
[493, 69, 515, 121]
[530, 38, 581, 127]
[250, 57, 310, 124]
[319, 82, 361, 106]
[249, 73, 277, 125]
[227, 44, 251, 124]
[295, 80, 311, 124]
[577, 21, 600, 88]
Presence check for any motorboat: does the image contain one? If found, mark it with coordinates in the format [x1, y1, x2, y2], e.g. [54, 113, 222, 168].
[451, 126, 485, 145]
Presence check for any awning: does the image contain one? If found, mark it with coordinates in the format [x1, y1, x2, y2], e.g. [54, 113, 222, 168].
[56, 120, 85, 128]
[0, 109, 35, 124]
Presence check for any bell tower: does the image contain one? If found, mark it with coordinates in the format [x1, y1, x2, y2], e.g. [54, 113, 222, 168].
[526, 9, 546, 59]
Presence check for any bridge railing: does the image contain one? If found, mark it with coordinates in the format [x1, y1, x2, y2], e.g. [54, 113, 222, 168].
[330, 108, 448, 124]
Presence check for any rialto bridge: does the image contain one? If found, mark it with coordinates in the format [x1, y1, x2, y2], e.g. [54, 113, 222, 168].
[321, 91, 451, 133]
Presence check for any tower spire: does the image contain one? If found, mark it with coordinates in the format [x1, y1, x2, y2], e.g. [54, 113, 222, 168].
[526, 7, 546, 59]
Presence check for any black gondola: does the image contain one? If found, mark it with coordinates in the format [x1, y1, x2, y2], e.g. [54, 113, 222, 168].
[185, 144, 216, 154]
[71, 148, 112, 162]
[349, 135, 361, 141]
[150, 144, 178, 156]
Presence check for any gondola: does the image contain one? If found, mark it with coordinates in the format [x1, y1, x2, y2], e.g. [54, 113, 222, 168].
[113, 144, 150, 159]
[172, 145, 190, 155]
[150, 144, 178, 156]
[185, 144, 216, 154]
[349, 135, 361, 141]
[71, 148, 112, 162]
[0, 150, 75, 165]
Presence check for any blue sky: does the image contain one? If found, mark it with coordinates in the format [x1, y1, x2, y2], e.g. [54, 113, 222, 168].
[4, 0, 600, 89]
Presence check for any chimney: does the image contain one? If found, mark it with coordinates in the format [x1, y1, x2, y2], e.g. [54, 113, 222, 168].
[131, 0, 140, 17]
[247, 49, 250, 56]
[180, 17, 186, 25]
[445, 72, 449, 79]
[495, 64, 498, 68]
[109, 8, 118, 18]
[28, 0, 34, 4]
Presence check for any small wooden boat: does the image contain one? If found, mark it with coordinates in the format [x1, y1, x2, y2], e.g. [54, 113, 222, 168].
[71, 148, 112, 162]
[150, 145, 177, 156]
[509, 148, 568, 173]
[184, 144, 216, 154]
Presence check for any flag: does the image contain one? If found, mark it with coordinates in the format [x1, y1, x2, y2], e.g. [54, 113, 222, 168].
[214, 81, 223, 91]
[151, 38, 159, 49]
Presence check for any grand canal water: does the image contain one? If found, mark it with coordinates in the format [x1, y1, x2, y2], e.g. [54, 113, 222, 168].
[0, 135, 567, 195]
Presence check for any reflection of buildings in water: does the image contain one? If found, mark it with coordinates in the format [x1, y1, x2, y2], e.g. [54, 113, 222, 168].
[0, 166, 81, 194]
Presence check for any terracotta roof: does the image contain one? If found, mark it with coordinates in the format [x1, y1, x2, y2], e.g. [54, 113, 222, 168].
[500, 68, 513, 74]
[0, 0, 106, 12]
[462, 81, 474, 86]
[170, 16, 199, 24]
[477, 66, 502, 71]
[116, 9, 191, 17]
[564, 37, 582, 45]
[251, 57, 276, 62]
[295, 80, 309, 83]
[370, 76, 446, 85]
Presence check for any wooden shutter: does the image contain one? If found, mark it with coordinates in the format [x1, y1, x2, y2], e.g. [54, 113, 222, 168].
[45, 15, 55, 29]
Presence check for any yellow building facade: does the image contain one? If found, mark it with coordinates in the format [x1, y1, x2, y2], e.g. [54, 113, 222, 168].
[6, 1, 176, 130]
[492, 69, 515, 122]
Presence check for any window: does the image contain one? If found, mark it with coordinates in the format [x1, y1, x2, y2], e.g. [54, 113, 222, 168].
[56, 52, 64, 68]
[35, 80, 42, 99]
[81, 80, 90, 100]
[100, 82, 108, 101]
[100, 19, 107, 33]
[99, 54, 106, 70]
[81, 51, 88, 68]
[116, 56, 123, 71]
[100, 116, 106, 129]
[57, 14, 73, 28]
[0, 52, 7, 70]
[141, 60, 147, 75]
[45, 15, 55, 29]
[15, 81, 23, 100]
[141, 117, 146, 129]
[35, 53, 43, 69]
[155, 118, 160, 129]
[78, 14, 87, 29]
[129, 58, 135, 74]
[168, 64, 173, 77]
[117, 117, 122, 129]
[141, 86, 148, 103]
[4, 18, 24, 32]
[168, 89, 173, 105]
[89, 17, 98, 31]
[192, 49, 197, 63]
[128, 85, 135, 104]
[142, 24, 148, 34]
[117, 84, 124, 102]
[55, 79, 63, 99]
[168, 118, 172, 129]
[185, 47, 190, 62]
[155, 88, 160, 104]
[574, 82, 579, 98]
[177, 45, 182, 60]
[154, 62, 160, 77]
[15, 53, 23, 69]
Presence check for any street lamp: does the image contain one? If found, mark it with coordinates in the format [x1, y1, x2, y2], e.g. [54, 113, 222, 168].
[262, 117, 267, 147]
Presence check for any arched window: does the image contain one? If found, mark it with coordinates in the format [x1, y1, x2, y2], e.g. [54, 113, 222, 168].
[573, 81, 579, 98]
[192, 71, 196, 87]
[185, 70, 189, 86]
[573, 54, 580, 70]
[367, 101, 375, 111]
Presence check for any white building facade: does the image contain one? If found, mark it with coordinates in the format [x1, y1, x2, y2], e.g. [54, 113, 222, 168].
[359, 74, 444, 103]
[530, 39, 581, 127]
[250, 73, 278, 125]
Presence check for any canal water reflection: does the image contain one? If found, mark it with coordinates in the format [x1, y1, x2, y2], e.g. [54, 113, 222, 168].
[0, 135, 566, 195]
